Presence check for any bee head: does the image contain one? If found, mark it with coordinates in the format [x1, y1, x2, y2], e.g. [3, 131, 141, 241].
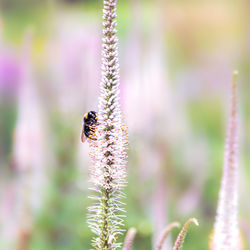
[84, 111, 97, 122]
[88, 111, 97, 119]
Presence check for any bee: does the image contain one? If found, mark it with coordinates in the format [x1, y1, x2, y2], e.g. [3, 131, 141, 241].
[81, 111, 98, 143]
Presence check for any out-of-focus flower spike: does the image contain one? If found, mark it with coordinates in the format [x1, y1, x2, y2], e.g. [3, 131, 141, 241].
[211, 71, 243, 250]
[123, 227, 137, 250]
[155, 222, 180, 250]
[173, 218, 199, 250]
[87, 0, 128, 249]
[13, 28, 47, 250]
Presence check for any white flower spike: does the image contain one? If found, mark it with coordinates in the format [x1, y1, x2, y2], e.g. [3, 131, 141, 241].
[87, 0, 128, 249]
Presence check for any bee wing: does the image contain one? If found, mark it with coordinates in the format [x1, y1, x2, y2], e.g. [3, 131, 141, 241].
[81, 127, 87, 143]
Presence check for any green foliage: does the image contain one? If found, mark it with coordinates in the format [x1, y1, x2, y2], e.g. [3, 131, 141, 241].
[2, 1, 250, 249]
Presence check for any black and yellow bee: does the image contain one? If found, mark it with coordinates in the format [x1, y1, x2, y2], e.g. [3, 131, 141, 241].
[81, 111, 98, 143]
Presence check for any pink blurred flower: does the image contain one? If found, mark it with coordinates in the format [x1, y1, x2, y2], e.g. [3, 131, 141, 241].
[9, 30, 47, 249]
[47, 13, 100, 114]
[211, 72, 241, 250]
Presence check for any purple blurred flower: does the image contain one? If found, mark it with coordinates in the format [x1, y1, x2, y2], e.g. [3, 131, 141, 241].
[0, 51, 21, 95]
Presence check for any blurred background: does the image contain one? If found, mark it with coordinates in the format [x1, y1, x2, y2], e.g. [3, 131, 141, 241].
[0, 0, 250, 249]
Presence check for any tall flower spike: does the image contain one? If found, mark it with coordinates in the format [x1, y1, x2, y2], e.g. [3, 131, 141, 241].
[87, 0, 128, 249]
[211, 71, 242, 250]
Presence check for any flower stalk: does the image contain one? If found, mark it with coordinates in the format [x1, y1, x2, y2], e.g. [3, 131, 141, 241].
[87, 0, 128, 249]
[173, 218, 199, 250]
[123, 228, 137, 250]
[155, 222, 180, 250]
[211, 71, 241, 250]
